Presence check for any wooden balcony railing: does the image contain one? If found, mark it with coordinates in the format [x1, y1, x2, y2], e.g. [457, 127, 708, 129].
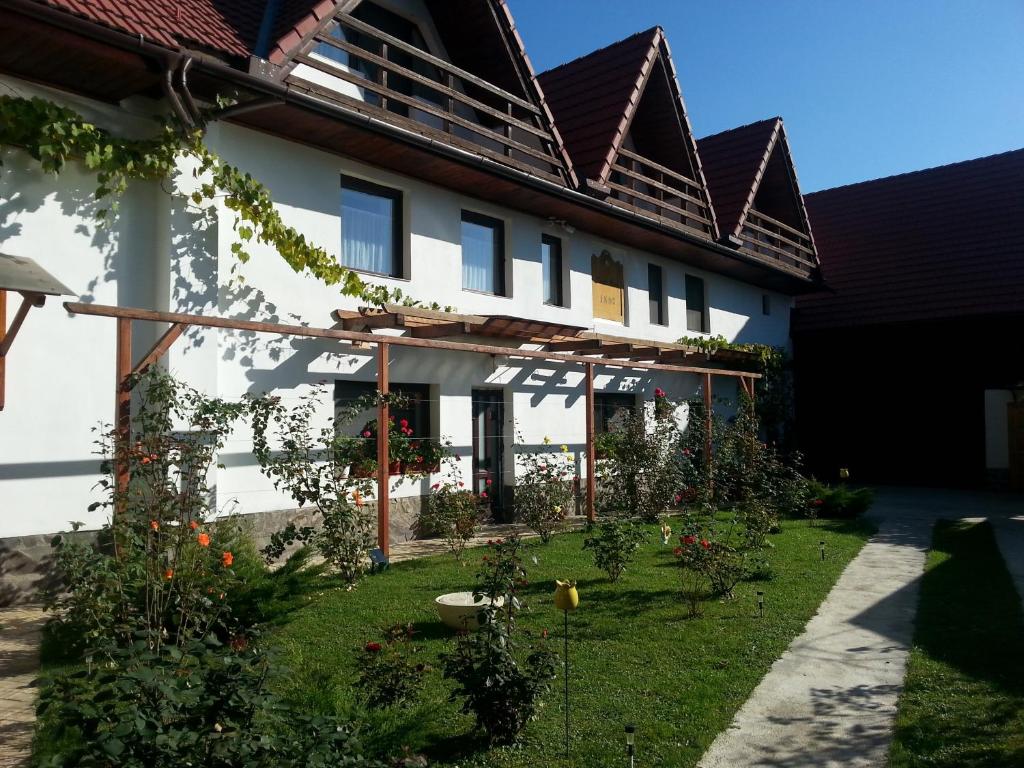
[739, 208, 817, 276]
[288, 14, 569, 184]
[604, 147, 715, 238]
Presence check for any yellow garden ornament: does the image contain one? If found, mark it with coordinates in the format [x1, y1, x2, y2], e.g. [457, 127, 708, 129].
[554, 579, 579, 611]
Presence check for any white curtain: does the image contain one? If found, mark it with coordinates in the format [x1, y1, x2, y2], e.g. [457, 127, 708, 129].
[342, 187, 394, 275]
[462, 218, 497, 292]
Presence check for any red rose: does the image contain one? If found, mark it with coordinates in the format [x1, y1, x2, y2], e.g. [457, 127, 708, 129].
[431, 483, 440, 490]
[365, 642, 382, 652]
[700, 539, 711, 549]
[674, 494, 682, 503]
[400, 419, 409, 428]
[673, 547, 683, 557]
[682, 535, 696, 545]
[362, 430, 372, 438]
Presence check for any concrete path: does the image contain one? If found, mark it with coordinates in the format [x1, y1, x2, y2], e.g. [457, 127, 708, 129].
[698, 488, 1023, 768]
[990, 511, 1024, 613]
[0, 604, 45, 768]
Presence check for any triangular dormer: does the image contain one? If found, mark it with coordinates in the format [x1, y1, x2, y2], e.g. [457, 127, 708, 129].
[538, 28, 718, 240]
[268, 0, 575, 186]
[698, 118, 820, 278]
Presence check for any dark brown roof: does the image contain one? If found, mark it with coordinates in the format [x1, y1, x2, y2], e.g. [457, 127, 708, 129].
[33, 0, 277, 58]
[697, 118, 780, 238]
[537, 28, 661, 183]
[796, 148, 1024, 331]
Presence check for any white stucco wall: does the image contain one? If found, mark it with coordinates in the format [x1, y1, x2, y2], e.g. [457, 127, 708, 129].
[0, 74, 790, 538]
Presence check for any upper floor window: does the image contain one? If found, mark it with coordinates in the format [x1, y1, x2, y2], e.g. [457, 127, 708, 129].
[340, 175, 402, 277]
[685, 274, 709, 333]
[541, 235, 564, 306]
[648, 263, 665, 325]
[462, 211, 505, 295]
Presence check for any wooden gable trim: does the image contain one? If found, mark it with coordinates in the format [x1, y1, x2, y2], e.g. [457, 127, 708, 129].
[597, 30, 718, 240]
[732, 119, 819, 264]
[270, 0, 575, 186]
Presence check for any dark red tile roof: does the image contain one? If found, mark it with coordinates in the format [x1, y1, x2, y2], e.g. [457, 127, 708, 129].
[796, 148, 1024, 331]
[697, 118, 780, 238]
[537, 28, 662, 183]
[33, 0, 275, 58]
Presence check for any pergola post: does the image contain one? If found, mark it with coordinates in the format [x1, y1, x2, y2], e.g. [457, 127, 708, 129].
[584, 362, 596, 522]
[0, 290, 6, 411]
[376, 341, 390, 556]
[115, 317, 132, 503]
[702, 371, 713, 460]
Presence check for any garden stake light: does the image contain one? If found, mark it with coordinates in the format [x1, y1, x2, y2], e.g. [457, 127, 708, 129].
[554, 580, 579, 759]
[757, 590, 765, 618]
[625, 723, 636, 768]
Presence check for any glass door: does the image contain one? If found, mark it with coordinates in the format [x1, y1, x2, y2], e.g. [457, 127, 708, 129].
[471, 389, 505, 518]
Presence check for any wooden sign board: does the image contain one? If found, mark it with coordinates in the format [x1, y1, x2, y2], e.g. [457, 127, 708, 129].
[592, 250, 624, 323]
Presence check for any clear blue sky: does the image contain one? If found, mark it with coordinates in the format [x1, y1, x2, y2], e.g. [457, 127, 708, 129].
[510, 0, 1024, 192]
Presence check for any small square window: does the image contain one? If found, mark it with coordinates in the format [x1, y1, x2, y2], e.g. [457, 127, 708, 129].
[340, 175, 402, 277]
[461, 211, 505, 295]
[541, 235, 564, 306]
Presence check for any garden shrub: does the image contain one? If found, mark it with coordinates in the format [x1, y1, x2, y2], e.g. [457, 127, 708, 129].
[805, 480, 874, 519]
[442, 535, 558, 744]
[38, 370, 383, 767]
[415, 477, 486, 558]
[355, 624, 429, 710]
[514, 436, 575, 543]
[597, 408, 682, 522]
[583, 518, 649, 582]
[250, 385, 381, 584]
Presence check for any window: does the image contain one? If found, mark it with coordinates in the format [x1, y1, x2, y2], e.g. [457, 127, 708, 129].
[340, 176, 402, 277]
[541, 235, 564, 306]
[462, 211, 505, 295]
[648, 263, 665, 325]
[594, 393, 636, 434]
[685, 274, 708, 333]
[762, 294, 771, 316]
[334, 381, 431, 439]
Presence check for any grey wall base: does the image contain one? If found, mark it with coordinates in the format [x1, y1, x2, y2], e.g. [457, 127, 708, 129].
[0, 497, 427, 607]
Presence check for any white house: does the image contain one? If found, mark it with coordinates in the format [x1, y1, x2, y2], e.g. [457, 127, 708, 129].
[0, 0, 820, 588]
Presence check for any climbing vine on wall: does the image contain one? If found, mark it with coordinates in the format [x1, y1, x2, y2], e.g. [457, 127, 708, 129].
[678, 334, 794, 449]
[0, 94, 429, 308]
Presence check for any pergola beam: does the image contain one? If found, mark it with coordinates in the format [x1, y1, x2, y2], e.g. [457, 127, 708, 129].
[410, 321, 472, 339]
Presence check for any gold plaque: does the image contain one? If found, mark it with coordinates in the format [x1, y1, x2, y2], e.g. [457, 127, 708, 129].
[592, 250, 624, 323]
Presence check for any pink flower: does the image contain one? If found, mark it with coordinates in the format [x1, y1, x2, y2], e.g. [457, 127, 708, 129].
[654, 387, 666, 398]
[480, 491, 488, 499]
[400, 419, 409, 428]
[485, 478, 492, 486]
[674, 494, 682, 504]
[431, 483, 440, 490]
[362, 430, 372, 438]
[458, 481, 464, 488]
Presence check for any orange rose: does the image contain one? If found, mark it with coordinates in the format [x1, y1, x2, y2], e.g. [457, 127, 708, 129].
[189, 520, 199, 530]
[197, 533, 211, 547]
[149, 520, 159, 531]
[221, 551, 234, 567]
[163, 568, 174, 580]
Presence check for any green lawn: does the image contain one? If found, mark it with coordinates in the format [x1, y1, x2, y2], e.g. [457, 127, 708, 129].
[271, 518, 873, 767]
[889, 520, 1024, 768]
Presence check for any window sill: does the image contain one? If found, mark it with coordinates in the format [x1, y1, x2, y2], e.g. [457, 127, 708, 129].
[342, 265, 410, 282]
[462, 288, 512, 299]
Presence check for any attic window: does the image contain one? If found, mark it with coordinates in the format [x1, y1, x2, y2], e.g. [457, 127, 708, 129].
[314, 2, 441, 116]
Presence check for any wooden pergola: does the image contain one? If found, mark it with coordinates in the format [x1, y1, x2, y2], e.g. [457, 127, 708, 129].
[65, 301, 760, 556]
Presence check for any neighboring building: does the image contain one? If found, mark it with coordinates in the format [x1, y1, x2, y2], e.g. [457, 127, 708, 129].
[0, 0, 821, 567]
[794, 149, 1024, 489]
